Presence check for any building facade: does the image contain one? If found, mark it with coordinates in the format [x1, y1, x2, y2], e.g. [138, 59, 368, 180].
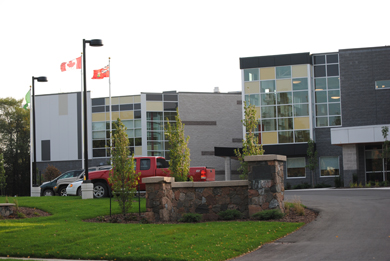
[35, 45, 390, 187]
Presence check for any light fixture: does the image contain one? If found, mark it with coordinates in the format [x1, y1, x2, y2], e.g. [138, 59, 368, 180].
[293, 80, 301, 84]
[315, 89, 323, 91]
[331, 96, 340, 99]
[265, 89, 269, 93]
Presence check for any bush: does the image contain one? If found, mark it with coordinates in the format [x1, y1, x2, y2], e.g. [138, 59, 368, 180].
[252, 209, 284, 220]
[315, 183, 332, 188]
[43, 165, 61, 182]
[178, 213, 202, 223]
[218, 209, 242, 220]
[292, 182, 311, 190]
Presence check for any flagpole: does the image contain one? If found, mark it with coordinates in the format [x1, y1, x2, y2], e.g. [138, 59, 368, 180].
[109, 57, 112, 165]
[29, 86, 33, 196]
[81, 52, 84, 170]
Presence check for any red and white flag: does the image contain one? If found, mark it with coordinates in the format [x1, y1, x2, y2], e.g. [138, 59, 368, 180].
[92, 65, 110, 79]
[60, 57, 82, 72]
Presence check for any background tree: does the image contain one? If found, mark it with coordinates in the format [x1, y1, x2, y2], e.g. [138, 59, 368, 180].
[0, 154, 7, 196]
[43, 165, 61, 182]
[108, 119, 140, 217]
[235, 101, 264, 179]
[306, 139, 318, 187]
[382, 126, 390, 181]
[0, 98, 30, 196]
[165, 109, 190, 181]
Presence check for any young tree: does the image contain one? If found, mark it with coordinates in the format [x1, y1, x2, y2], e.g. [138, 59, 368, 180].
[0, 98, 30, 196]
[306, 139, 318, 188]
[0, 153, 7, 196]
[382, 126, 390, 181]
[108, 119, 140, 217]
[235, 102, 264, 179]
[165, 109, 190, 182]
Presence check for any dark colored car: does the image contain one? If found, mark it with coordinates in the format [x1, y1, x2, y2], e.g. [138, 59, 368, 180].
[40, 169, 84, 196]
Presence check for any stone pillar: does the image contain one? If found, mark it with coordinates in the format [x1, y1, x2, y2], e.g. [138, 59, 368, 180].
[225, 157, 231, 181]
[143, 176, 174, 222]
[245, 155, 286, 216]
[342, 144, 358, 185]
[81, 183, 94, 199]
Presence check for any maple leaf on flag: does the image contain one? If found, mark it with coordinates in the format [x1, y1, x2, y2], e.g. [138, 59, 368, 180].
[67, 60, 75, 68]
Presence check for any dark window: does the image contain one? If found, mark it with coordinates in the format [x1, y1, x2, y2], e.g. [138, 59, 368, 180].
[92, 106, 105, 113]
[163, 95, 178, 101]
[41, 140, 51, 161]
[93, 149, 106, 157]
[93, 140, 106, 148]
[314, 55, 325, 64]
[134, 111, 141, 118]
[128, 138, 134, 146]
[112, 105, 119, 111]
[164, 102, 178, 111]
[146, 94, 162, 101]
[327, 64, 339, 76]
[326, 54, 338, 63]
[120, 104, 133, 111]
[134, 103, 141, 110]
[314, 65, 326, 77]
[135, 138, 142, 146]
[157, 158, 169, 168]
[140, 159, 151, 170]
[92, 98, 105, 106]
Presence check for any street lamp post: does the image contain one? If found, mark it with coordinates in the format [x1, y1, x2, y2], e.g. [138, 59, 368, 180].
[31, 76, 47, 196]
[82, 39, 103, 183]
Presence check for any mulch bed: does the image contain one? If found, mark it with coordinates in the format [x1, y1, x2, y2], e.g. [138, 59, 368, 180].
[83, 208, 318, 224]
[0, 207, 51, 219]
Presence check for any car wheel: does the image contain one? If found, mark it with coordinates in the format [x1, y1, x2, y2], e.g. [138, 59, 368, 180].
[93, 182, 107, 198]
[59, 186, 67, 196]
[77, 187, 82, 197]
[43, 189, 54, 196]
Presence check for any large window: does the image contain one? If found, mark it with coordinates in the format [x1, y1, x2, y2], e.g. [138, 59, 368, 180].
[313, 53, 341, 127]
[365, 145, 389, 182]
[375, 80, 390, 90]
[287, 157, 306, 178]
[320, 156, 339, 177]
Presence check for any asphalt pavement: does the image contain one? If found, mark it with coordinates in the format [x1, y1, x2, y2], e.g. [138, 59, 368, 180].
[232, 188, 390, 261]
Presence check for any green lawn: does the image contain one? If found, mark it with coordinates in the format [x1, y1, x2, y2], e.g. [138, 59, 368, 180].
[0, 196, 304, 261]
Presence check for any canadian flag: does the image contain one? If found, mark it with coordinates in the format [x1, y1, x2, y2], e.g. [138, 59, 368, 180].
[60, 57, 82, 72]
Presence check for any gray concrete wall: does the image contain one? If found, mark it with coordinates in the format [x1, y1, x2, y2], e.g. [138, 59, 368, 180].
[178, 92, 243, 180]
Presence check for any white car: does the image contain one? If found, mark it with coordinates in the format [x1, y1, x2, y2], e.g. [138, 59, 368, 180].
[66, 179, 83, 196]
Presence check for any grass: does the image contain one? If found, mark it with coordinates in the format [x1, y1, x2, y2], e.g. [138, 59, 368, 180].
[0, 196, 304, 261]
[285, 196, 306, 216]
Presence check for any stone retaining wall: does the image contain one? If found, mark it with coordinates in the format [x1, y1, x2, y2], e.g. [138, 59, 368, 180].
[143, 155, 286, 222]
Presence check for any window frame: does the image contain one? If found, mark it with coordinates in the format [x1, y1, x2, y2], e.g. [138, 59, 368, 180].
[286, 157, 306, 179]
[319, 156, 340, 177]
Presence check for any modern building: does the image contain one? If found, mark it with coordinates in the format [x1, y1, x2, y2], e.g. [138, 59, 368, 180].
[34, 45, 390, 187]
[34, 90, 243, 181]
[239, 45, 390, 186]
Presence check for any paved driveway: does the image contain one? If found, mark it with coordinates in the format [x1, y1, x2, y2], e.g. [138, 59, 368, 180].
[233, 188, 390, 261]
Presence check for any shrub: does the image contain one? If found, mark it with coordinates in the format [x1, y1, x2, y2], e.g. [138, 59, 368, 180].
[365, 182, 371, 188]
[375, 181, 380, 187]
[285, 182, 291, 190]
[358, 182, 363, 188]
[179, 213, 202, 223]
[33, 211, 40, 216]
[96, 216, 106, 222]
[43, 165, 61, 182]
[315, 183, 332, 188]
[17, 212, 26, 218]
[334, 176, 343, 188]
[252, 209, 284, 220]
[218, 209, 242, 220]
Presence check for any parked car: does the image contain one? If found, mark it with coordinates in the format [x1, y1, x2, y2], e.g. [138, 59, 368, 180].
[40, 169, 84, 196]
[66, 179, 83, 196]
[53, 170, 85, 196]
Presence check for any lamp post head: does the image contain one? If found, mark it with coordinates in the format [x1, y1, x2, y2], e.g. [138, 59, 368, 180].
[36, 76, 48, 82]
[89, 39, 103, 47]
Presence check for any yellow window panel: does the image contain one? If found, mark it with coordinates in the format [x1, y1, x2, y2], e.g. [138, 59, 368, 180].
[263, 132, 278, 144]
[294, 117, 310, 130]
[107, 112, 120, 121]
[92, 113, 105, 122]
[106, 97, 119, 105]
[120, 111, 134, 120]
[146, 101, 163, 111]
[244, 81, 260, 94]
[276, 79, 292, 92]
[292, 65, 308, 78]
[134, 95, 141, 103]
[120, 96, 134, 104]
[260, 67, 275, 80]
[134, 146, 142, 156]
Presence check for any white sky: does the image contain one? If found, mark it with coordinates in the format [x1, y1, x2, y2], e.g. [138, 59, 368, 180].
[1, 0, 389, 102]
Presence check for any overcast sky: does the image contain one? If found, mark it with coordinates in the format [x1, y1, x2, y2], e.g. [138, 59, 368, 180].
[1, 0, 389, 103]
